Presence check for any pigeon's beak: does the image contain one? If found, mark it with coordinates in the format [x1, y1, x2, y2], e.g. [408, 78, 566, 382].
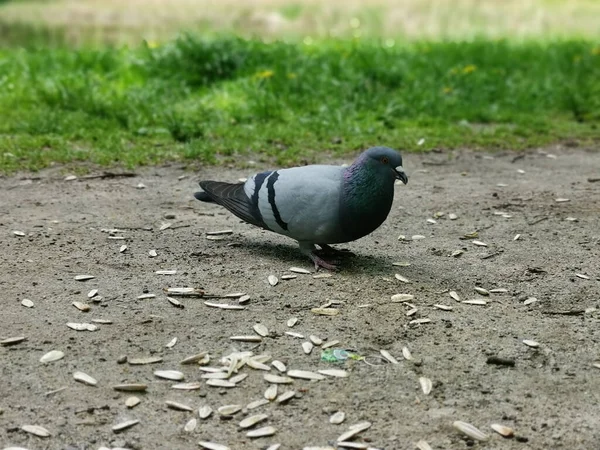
[394, 166, 408, 185]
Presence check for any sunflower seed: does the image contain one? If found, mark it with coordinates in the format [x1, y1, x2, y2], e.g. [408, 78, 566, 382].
[13, 230, 26, 236]
[289, 267, 311, 274]
[199, 367, 226, 373]
[165, 337, 178, 348]
[172, 382, 202, 390]
[337, 443, 368, 449]
[472, 240, 487, 246]
[513, 233, 521, 241]
[285, 317, 299, 328]
[419, 377, 432, 395]
[395, 274, 410, 283]
[202, 372, 229, 380]
[400, 347, 412, 361]
[266, 445, 281, 450]
[207, 379, 236, 388]
[18, 298, 35, 309]
[86, 289, 98, 298]
[276, 390, 296, 403]
[199, 405, 213, 419]
[128, 356, 162, 365]
[155, 370, 185, 381]
[198, 442, 230, 450]
[575, 273, 590, 280]
[168, 287, 195, 294]
[264, 384, 278, 400]
[330, 411, 346, 424]
[160, 222, 172, 231]
[245, 399, 269, 411]
[137, 293, 155, 299]
[313, 273, 333, 278]
[593, 362, 600, 369]
[247, 360, 271, 371]
[179, 352, 207, 365]
[412, 235, 426, 240]
[462, 299, 487, 305]
[22, 424, 51, 437]
[380, 349, 399, 364]
[230, 373, 249, 384]
[555, 198, 569, 202]
[409, 318, 431, 325]
[449, 291, 460, 301]
[90, 320, 111, 326]
[119, 244, 128, 253]
[434, 304, 452, 311]
[73, 371, 97, 386]
[230, 335, 262, 343]
[268, 275, 279, 286]
[264, 374, 293, 384]
[451, 249, 464, 257]
[337, 422, 372, 441]
[474, 287, 489, 296]
[238, 294, 251, 304]
[453, 421, 489, 441]
[1, 336, 26, 346]
[156, 269, 177, 275]
[207, 229, 233, 236]
[321, 340, 340, 349]
[40, 350, 64, 363]
[204, 302, 245, 310]
[125, 396, 141, 408]
[72, 302, 90, 312]
[448, 213, 458, 220]
[113, 383, 147, 392]
[523, 339, 540, 348]
[166, 400, 193, 411]
[311, 308, 339, 316]
[252, 324, 269, 337]
[288, 370, 325, 380]
[107, 236, 125, 240]
[302, 342, 314, 354]
[184, 418, 197, 432]
[74, 274, 95, 281]
[391, 293, 414, 302]
[240, 414, 269, 428]
[490, 423, 514, 438]
[392, 262, 411, 268]
[309, 335, 323, 345]
[149, 249, 158, 257]
[523, 297, 538, 305]
[414, 440, 433, 450]
[565, 216, 578, 221]
[271, 360, 286, 372]
[406, 308, 418, 316]
[318, 369, 348, 378]
[427, 218, 437, 224]
[112, 419, 139, 433]
[247, 426, 277, 438]
[218, 404, 242, 416]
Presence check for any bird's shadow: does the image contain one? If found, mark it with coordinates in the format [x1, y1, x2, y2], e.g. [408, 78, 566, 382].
[228, 236, 392, 275]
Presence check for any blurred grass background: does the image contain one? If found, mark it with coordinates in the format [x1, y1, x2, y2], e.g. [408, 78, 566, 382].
[0, 0, 599, 172]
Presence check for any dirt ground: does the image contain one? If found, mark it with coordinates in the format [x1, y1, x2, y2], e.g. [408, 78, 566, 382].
[1, 146, 599, 450]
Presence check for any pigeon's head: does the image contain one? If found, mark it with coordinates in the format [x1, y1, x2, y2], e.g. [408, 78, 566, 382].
[363, 146, 408, 185]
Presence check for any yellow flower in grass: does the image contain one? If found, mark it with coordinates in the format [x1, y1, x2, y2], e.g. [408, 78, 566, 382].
[287, 73, 297, 79]
[443, 86, 453, 94]
[255, 70, 275, 79]
[462, 64, 477, 74]
[146, 40, 159, 49]
[592, 47, 600, 56]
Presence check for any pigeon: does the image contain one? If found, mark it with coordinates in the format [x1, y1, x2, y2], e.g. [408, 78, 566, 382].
[194, 146, 408, 269]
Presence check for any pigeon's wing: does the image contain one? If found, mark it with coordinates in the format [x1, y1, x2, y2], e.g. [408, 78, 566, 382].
[243, 165, 345, 243]
[197, 180, 267, 229]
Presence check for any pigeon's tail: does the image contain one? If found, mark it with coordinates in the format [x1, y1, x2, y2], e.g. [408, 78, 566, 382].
[194, 190, 215, 202]
[195, 181, 266, 229]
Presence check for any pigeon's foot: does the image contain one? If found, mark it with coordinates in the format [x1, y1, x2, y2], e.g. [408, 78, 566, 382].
[299, 242, 337, 271]
[309, 253, 338, 271]
[317, 243, 354, 257]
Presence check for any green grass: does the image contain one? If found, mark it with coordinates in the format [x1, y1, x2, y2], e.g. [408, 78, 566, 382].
[1, 35, 599, 172]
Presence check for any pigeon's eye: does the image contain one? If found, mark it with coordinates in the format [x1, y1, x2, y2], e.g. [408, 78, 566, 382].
[380, 156, 389, 164]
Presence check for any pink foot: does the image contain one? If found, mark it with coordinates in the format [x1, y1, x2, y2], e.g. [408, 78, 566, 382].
[309, 253, 337, 271]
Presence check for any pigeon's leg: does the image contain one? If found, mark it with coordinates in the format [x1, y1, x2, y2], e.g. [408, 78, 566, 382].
[317, 243, 354, 257]
[299, 242, 337, 271]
